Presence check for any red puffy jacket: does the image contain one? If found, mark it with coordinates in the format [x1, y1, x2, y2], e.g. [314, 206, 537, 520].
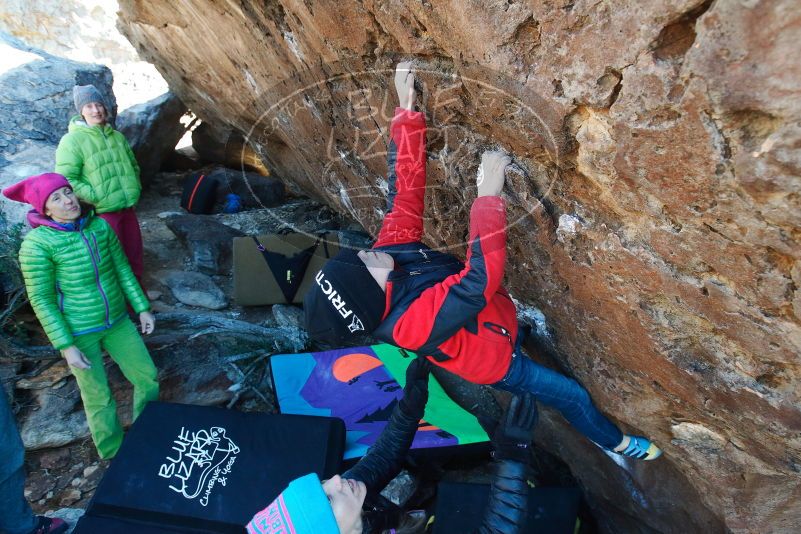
[372, 108, 516, 384]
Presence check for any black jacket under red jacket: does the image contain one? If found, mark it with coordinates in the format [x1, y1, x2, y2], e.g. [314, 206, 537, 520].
[372, 108, 517, 384]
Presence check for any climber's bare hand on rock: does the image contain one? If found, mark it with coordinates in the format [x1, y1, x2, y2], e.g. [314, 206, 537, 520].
[477, 150, 511, 197]
[395, 61, 416, 110]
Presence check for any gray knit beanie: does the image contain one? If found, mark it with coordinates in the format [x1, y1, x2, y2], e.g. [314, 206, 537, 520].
[73, 84, 105, 114]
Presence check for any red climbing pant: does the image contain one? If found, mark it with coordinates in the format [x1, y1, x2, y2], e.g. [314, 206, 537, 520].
[99, 207, 145, 288]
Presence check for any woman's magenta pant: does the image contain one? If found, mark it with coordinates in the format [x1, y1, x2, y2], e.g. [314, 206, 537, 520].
[99, 207, 145, 287]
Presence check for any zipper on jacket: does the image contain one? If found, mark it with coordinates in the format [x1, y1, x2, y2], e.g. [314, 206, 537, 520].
[484, 321, 513, 344]
[80, 229, 111, 325]
[91, 234, 102, 262]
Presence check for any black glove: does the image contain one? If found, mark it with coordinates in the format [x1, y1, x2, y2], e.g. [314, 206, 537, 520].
[398, 356, 431, 417]
[491, 393, 537, 464]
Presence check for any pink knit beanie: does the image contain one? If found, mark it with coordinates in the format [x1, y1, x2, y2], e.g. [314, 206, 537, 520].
[2, 173, 71, 215]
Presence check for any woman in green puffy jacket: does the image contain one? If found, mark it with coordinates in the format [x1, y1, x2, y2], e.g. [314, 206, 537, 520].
[55, 84, 146, 287]
[2, 173, 159, 460]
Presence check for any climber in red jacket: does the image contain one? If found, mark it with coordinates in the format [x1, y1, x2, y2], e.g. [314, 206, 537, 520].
[304, 61, 661, 461]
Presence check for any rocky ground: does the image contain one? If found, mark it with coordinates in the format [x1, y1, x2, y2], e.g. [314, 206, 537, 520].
[18, 169, 355, 520]
[26, 441, 101, 517]
[20, 170, 591, 531]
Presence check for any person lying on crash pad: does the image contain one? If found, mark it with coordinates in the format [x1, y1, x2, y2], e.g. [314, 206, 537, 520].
[247, 357, 537, 534]
[303, 61, 661, 463]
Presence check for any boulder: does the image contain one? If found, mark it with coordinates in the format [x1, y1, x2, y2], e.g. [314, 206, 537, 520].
[0, 144, 57, 226]
[161, 270, 227, 310]
[164, 214, 245, 275]
[191, 121, 270, 175]
[0, 32, 116, 155]
[0, 32, 114, 227]
[19, 379, 89, 451]
[117, 92, 188, 186]
[117, 1, 801, 530]
[0, 0, 167, 110]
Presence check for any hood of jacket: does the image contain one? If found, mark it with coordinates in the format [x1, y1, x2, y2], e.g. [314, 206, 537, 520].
[26, 209, 91, 231]
[67, 115, 115, 136]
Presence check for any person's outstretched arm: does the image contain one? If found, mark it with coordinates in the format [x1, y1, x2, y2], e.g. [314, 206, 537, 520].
[475, 394, 537, 534]
[389, 151, 511, 351]
[341, 357, 431, 493]
[374, 62, 427, 248]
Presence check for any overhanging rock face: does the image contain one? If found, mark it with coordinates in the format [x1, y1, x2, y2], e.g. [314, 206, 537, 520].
[117, 1, 801, 531]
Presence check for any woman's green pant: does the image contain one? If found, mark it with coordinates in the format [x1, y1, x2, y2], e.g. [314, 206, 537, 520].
[71, 318, 159, 459]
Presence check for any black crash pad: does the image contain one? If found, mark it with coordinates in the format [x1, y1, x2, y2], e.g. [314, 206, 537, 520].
[432, 482, 581, 534]
[75, 402, 345, 533]
[73, 515, 203, 533]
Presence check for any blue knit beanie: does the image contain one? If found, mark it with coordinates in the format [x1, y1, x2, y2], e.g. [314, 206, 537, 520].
[246, 473, 339, 534]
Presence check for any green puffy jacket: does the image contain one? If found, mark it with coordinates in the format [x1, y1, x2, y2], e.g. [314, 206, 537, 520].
[19, 211, 149, 350]
[55, 116, 141, 213]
